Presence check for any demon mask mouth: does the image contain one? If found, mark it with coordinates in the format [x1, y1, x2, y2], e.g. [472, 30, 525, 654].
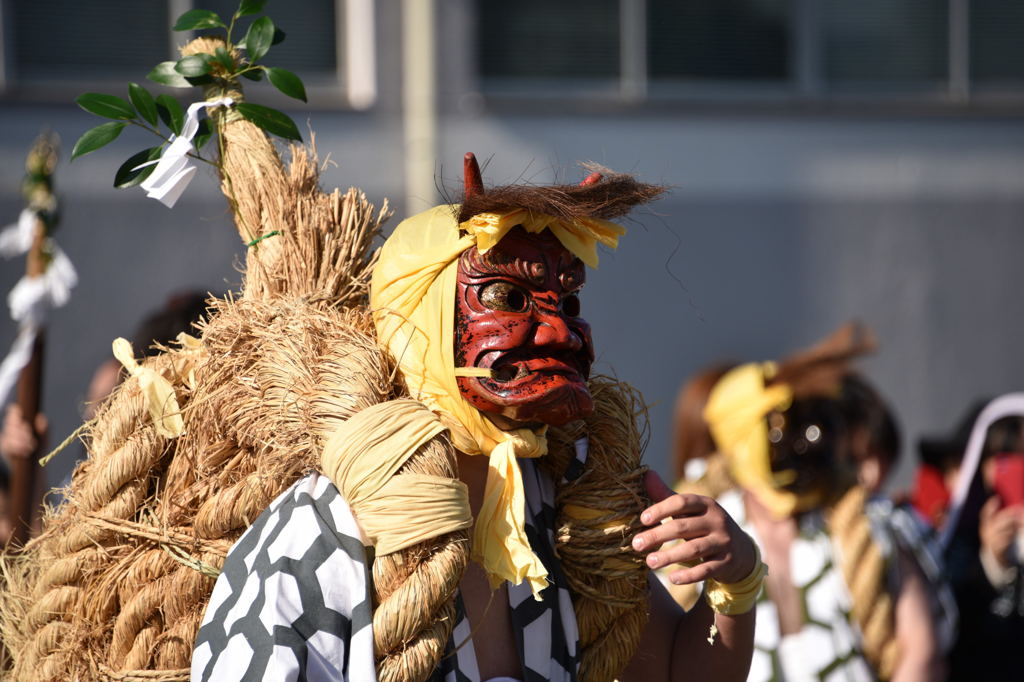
[454, 226, 595, 427]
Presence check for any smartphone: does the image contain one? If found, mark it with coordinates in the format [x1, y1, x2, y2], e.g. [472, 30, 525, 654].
[911, 464, 950, 527]
[993, 452, 1024, 508]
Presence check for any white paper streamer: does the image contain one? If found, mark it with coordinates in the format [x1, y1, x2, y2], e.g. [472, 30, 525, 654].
[137, 97, 234, 208]
[0, 209, 37, 257]
[0, 327, 36, 409]
[0, 240, 78, 408]
[7, 242, 77, 327]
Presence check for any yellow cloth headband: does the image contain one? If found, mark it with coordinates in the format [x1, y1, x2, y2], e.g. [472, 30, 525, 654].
[369, 204, 623, 598]
[461, 208, 626, 268]
[703, 362, 800, 519]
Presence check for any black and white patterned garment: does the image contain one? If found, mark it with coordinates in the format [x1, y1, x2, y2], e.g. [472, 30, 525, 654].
[192, 456, 581, 682]
[864, 496, 958, 653]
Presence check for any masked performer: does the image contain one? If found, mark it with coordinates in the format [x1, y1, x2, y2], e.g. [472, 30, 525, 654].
[695, 325, 950, 682]
[191, 157, 764, 682]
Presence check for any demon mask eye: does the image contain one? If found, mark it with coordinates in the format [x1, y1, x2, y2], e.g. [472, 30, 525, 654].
[561, 293, 581, 318]
[479, 281, 530, 313]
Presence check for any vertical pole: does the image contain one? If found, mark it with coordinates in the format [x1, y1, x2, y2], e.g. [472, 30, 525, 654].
[402, 0, 438, 214]
[344, 0, 377, 109]
[793, 0, 823, 98]
[7, 216, 46, 547]
[168, 0, 192, 58]
[949, 0, 970, 102]
[620, 0, 647, 103]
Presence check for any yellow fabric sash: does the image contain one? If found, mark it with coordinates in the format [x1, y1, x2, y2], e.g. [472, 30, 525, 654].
[321, 399, 472, 555]
[461, 208, 626, 268]
[370, 204, 623, 597]
[703, 362, 799, 519]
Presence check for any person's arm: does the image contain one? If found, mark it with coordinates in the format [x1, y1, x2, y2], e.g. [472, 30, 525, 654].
[620, 472, 759, 682]
[890, 548, 945, 682]
[0, 404, 47, 463]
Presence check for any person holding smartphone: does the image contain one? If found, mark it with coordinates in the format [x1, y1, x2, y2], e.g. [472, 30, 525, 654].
[920, 408, 1024, 681]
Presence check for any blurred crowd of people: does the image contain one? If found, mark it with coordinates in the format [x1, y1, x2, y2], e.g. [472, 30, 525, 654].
[668, 323, 1024, 681]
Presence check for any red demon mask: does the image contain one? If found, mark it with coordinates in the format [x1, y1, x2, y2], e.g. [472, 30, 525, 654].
[454, 226, 595, 427]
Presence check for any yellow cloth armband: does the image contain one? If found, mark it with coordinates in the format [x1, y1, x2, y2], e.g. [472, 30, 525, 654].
[703, 539, 768, 615]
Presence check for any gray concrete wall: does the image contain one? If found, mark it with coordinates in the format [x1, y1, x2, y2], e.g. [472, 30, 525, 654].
[2, 100, 1023, 493]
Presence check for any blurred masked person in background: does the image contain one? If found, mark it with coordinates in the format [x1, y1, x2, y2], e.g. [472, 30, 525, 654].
[678, 324, 948, 681]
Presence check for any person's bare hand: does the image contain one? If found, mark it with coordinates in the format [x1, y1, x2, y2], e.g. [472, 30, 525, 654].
[979, 495, 1023, 569]
[0, 404, 47, 461]
[633, 470, 758, 585]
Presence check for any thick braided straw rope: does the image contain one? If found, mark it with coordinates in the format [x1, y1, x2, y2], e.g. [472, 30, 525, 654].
[0, 300, 397, 680]
[827, 484, 898, 680]
[546, 378, 651, 682]
[370, 432, 469, 682]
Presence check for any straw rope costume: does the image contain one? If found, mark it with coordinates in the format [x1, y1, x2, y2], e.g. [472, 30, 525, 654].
[191, 158, 664, 682]
[0, 34, 663, 678]
[692, 325, 934, 681]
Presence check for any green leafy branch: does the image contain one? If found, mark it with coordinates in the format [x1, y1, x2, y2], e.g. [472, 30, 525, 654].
[71, 0, 305, 189]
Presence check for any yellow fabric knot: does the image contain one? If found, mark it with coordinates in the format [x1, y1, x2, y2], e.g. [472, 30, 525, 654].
[460, 208, 627, 268]
[703, 362, 797, 519]
[111, 337, 185, 438]
[321, 399, 472, 555]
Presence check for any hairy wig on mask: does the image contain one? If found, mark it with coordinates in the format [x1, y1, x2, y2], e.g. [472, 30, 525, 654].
[457, 164, 666, 224]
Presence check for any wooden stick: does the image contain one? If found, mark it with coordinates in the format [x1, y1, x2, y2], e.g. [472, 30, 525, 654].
[6, 133, 57, 547]
[7, 215, 47, 547]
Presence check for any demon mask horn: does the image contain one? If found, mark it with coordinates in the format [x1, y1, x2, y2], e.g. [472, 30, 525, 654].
[464, 152, 485, 201]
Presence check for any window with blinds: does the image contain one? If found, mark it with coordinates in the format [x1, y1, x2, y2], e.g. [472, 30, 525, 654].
[823, 0, 948, 88]
[647, 0, 790, 81]
[9, 0, 170, 82]
[474, 0, 1024, 103]
[478, 0, 620, 82]
[971, 0, 1024, 85]
[5, 0, 340, 91]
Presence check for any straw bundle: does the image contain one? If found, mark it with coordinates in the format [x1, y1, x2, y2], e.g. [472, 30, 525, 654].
[827, 485, 897, 680]
[1, 37, 650, 682]
[546, 378, 651, 682]
[0, 36, 397, 675]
